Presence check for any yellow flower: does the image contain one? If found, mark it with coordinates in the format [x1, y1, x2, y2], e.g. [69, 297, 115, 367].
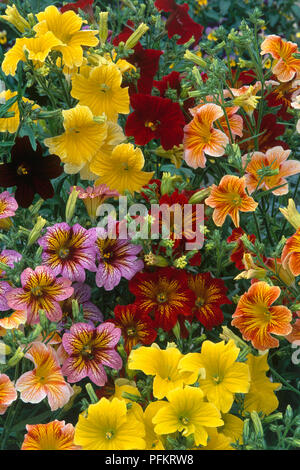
[143, 402, 166, 450]
[155, 145, 183, 169]
[71, 63, 130, 121]
[93, 143, 154, 195]
[111, 379, 144, 423]
[244, 353, 281, 416]
[2, 32, 62, 76]
[220, 413, 244, 445]
[0, 90, 39, 133]
[152, 386, 223, 447]
[33, 6, 98, 68]
[0, 4, 30, 33]
[128, 344, 198, 399]
[74, 397, 146, 450]
[44, 104, 108, 173]
[279, 198, 300, 230]
[232, 84, 261, 115]
[179, 340, 250, 413]
[199, 428, 234, 450]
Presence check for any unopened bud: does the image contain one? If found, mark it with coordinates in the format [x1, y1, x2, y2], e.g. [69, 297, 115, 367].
[99, 12, 109, 46]
[65, 187, 79, 224]
[7, 347, 24, 367]
[184, 50, 207, 67]
[124, 23, 149, 50]
[251, 411, 264, 438]
[27, 216, 46, 247]
[188, 188, 211, 204]
[85, 383, 99, 404]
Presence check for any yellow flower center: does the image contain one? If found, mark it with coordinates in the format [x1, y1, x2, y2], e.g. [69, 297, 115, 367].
[231, 193, 242, 206]
[17, 164, 29, 176]
[100, 83, 110, 93]
[145, 120, 159, 131]
[82, 342, 94, 358]
[196, 296, 205, 307]
[0, 200, 7, 216]
[31, 286, 43, 297]
[180, 416, 189, 425]
[127, 327, 136, 337]
[157, 292, 167, 303]
[59, 247, 70, 259]
[105, 430, 114, 440]
[212, 375, 221, 384]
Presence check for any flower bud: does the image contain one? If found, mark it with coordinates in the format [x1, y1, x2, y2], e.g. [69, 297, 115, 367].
[7, 347, 24, 368]
[99, 12, 109, 46]
[0, 5, 30, 33]
[85, 383, 99, 404]
[124, 23, 149, 50]
[251, 411, 264, 438]
[65, 187, 79, 224]
[279, 199, 300, 230]
[184, 50, 207, 67]
[188, 188, 211, 204]
[27, 216, 46, 247]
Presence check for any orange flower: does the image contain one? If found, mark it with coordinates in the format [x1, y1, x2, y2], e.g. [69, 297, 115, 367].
[243, 146, 300, 195]
[0, 310, 27, 330]
[205, 175, 258, 227]
[21, 420, 79, 450]
[232, 282, 292, 350]
[183, 103, 229, 168]
[286, 318, 300, 345]
[281, 228, 300, 276]
[0, 374, 17, 415]
[16, 342, 73, 411]
[261, 35, 300, 82]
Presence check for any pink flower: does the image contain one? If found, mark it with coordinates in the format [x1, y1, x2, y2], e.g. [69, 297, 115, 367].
[0, 191, 18, 229]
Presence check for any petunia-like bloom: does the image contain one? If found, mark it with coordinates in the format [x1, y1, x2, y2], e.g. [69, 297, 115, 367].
[261, 35, 300, 83]
[232, 282, 292, 350]
[0, 90, 39, 133]
[242, 146, 300, 196]
[0, 249, 22, 277]
[21, 420, 79, 450]
[92, 143, 154, 194]
[0, 374, 17, 415]
[6, 265, 73, 324]
[152, 387, 223, 447]
[33, 6, 98, 68]
[59, 282, 103, 327]
[0, 191, 18, 230]
[2, 32, 62, 76]
[95, 226, 144, 291]
[243, 353, 281, 416]
[108, 303, 157, 354]
[44, 105, 108, 175]
[74, 397, 146, 450]
[188, 273, 231, 330]
[129, 267, 195, 331]
[143, 402, 166, 450]
[16, 342, 73, 411]
[125, 94, 185, 151]
[179, 340, 250, 413]
[74, 184, 119, 222]
[71, 63, 130, 122]
[154, 0, 204, 45]
[128, 343, 199, 399]
[0, 281, 13, 312]
[0, 136, 63, 208]
[281, 228, 300, 276]
[0, 309, 27, 330]
[183, 104, 229, 169]
[61, 322, 122, 386]
[38, 223, 97, 283]
[205, 175, 258, 228]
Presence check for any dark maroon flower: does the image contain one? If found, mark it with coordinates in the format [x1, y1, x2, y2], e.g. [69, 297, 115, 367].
[113, 21, 163, 94]
[60, 0, 93, 13]
[154, 0, 204, 45]
[0, 137, 63, 208]
[125, 94, 185, 150]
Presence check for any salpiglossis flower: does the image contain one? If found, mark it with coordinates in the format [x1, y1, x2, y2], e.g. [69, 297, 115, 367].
[205, 175, 258, 227]
[281, 228, 300, 276]
[261, 35, 300, 82]
[0, 192, 18, 230]
[21, 420, 79, 450]
[61, 322, 122, 386]
[232, 282, 292, 350]
[75, 397, 145, 450]
[6, 265, 73, 324]
[0, 374, 17, 415]
[16, 342, 73, 411]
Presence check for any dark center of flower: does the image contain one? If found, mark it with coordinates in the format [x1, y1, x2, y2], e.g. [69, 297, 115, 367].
[59, 247, 70, 259]
[103, 252, 112, 259]
[145, 120, 159, 131]
[127, 327, 136, 337]
[195, 296, 205, 307]
[31, 286, 43, 297]
[81, 342, 94, 360]
[17, 164, 29, 176]
[156, 292, 167, 303]
[231, 193, 242, 206]
[105, 430, 114, 440]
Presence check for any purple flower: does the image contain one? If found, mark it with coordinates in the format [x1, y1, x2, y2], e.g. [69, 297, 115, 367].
[59, 282, 103, 328]
[0, 249, 22, 278]
[38, 223, 97, 282]
[61, 322, 122, 386]
[95, 227, 144, 291]
[0, 281, 13, 311]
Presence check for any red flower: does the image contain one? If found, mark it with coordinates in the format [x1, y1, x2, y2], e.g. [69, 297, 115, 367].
[125, 94, 185, 150]
[227, 228, 256, 270]
[188, 272, 231, 329]
[113, 21, 163, 94]
[60, 0, 93, 13]
[155, 0, 204, 45]
[239, 112, 288, 153]
[129, 267, 195, 331]
[108, 304, 157, 354]
[265, 77, 298, 121]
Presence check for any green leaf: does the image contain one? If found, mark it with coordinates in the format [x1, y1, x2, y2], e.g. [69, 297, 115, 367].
[0, 95, 18, 118]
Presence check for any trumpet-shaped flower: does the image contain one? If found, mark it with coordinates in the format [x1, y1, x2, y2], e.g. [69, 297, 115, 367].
[0, 4, 30, 33]
[61, 322, 122, 386]
[71, 63, 130, 121]
[183, 104, 229, 169]
[179, 340, 250, 413]
[33, 6, 98, 68]
[152, 387, 223, 447]
[21, 420, 79, 450]
[0, 374, 17, 415]
[205, 175, 258, 227]
[16, 342, 73, 411]
[6, 265, 73, 324]
[281, 228, 300, 276]
[128, 344, 198, 399]
[74, 184, 119, 222]
[261, 35, 300, 82]
[232, 282, 292, 350]
[92, 143, 154, 195]
[44, 105, 108, 174]
[243, 146, 300, 195]
[38, 223, 97, 282]
[0, 192, 18, 230]
[143, 401, 166, 450]
[74, 397, 146, 450]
